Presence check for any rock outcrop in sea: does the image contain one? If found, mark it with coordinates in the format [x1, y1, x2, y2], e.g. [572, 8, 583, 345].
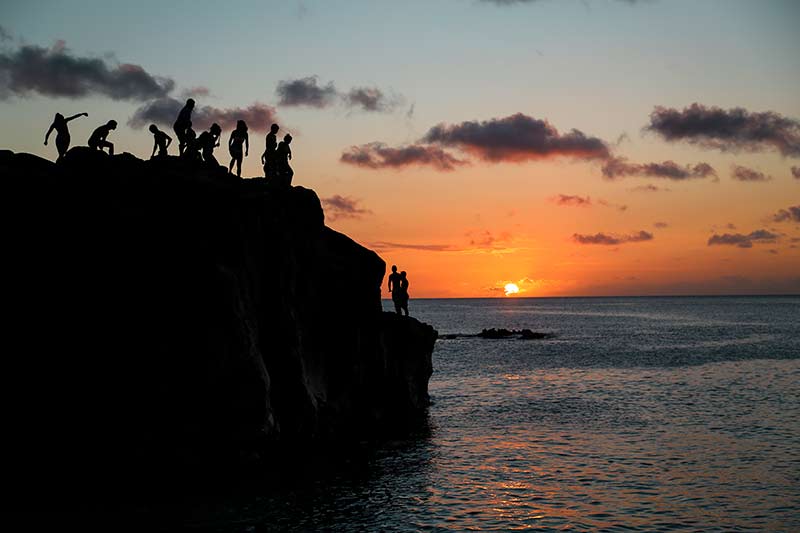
[2, 149, 436, 490]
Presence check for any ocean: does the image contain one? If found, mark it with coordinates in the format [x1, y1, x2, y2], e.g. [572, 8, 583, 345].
[166, 296, 800, 531]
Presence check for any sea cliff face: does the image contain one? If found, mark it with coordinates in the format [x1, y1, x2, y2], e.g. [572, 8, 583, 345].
[1, 149, 436, 483]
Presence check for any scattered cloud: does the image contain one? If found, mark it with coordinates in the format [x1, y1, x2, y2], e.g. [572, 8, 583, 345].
[602, 156, 716, 180]
[129, 97, 278, 132]
[0, 41, 174, 101]
[730, 164, 771, 182]
[276, 75, 402, 113]
[597, 199, 628, 212]
[180, 86, 211, 98]
[654, 222, 669, 229]
[275, 75, 338, 108]
[572, 230, 654, 245]
[646, 103, 800, 158]
[707, 229, 779, 248]
[772, 205, 800, 223]
[367, 241, 457, 252]
[340, 142, 467, 171]
[322, 195, 372, 221]
[553, 194, 592, 207]
[422, 113, 610, 163]
[629, 184, 669, 193]
[343, 86, 402, 112]
[0, 25, 12, 42]
[466, 229, 512, 248]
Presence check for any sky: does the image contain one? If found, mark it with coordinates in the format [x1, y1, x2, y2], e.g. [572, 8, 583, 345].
[1, 0, 799, 297]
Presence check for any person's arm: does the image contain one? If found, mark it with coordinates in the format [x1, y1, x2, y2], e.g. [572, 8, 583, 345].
[165, 134, 172, 148]
[388, 277, 393, 293]
[244, 133, 249, 156]
[261, 150, 267, 165]
[44, 123, 55, 145]
[288, 146, 292, 160]
[228, 132, 234, 149]
[151, 137, 158, 158]
[65, 112, 88, 122]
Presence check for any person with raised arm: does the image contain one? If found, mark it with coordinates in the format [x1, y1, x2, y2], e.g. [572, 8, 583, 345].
[44, 111, 88, 159]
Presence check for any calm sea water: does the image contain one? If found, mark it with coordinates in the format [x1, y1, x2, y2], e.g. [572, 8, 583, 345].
[168, 297, 800, 531]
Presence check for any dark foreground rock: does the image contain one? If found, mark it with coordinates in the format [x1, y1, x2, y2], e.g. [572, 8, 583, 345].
[1, 149, 436, 496]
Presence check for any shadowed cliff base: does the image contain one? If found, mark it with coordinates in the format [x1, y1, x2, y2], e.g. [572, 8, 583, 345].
[1, 148, 436, 502]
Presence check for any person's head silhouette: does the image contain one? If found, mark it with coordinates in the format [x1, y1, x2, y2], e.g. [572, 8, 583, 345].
[236, 120, 248, 132]
[107, 120, 118, 129]
[270, 123, 279, 134]
[391, 265, 397, 273]
[186, 98, 195, 109]
[210, 123, 221, 136]
[149, 124, 158, 133]
[54, 113, 65, 124]
[283, 134, 292, 144]
[400, 271, 407, 279]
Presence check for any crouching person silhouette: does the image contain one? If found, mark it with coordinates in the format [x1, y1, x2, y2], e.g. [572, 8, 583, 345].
[88, 120, 117, 155]
[44, 111, 88, 159]
[275, 133, 293, 186]
[149, 124, 172, 158]
[198, 123, 222, 167]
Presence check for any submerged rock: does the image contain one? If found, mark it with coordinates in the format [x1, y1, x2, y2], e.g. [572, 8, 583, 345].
[2, 149, 436, 489]
[440, 328, 553, 340]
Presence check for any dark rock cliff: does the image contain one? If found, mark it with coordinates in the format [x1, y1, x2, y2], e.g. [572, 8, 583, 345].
[1, 148, 436, 489]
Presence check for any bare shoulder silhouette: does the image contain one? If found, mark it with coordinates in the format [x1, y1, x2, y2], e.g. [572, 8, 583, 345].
[87, 119, 118, 155]
[44, 111, 88, 159]
[149, 124, 172, 158]
[228, 120, 249, 177]
[173, 98, 195, 155]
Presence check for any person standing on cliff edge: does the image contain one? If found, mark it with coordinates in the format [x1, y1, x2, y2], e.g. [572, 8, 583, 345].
[399, 271, 410, 317]
[388, 265, 403, 315]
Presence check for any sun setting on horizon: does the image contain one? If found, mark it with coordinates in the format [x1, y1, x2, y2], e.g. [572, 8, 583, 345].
[504, 283, 520, 296]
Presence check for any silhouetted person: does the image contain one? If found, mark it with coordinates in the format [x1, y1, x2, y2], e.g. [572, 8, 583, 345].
[261, 123, 279, 178]
[173, 98, 195, 155]
[197, 123, 222, 166]
[44, 112, 88, 159]
[275, 133, 293, 186]
[398, 271, 410, 316]
[388, 265, 403, 315]
[149, 124, 172, 158]
[87, 120, 117, 155]
[228, 120, 249, 176]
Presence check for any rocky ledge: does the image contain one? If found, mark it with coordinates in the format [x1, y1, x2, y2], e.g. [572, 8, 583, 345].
[1, 149, 437, 489]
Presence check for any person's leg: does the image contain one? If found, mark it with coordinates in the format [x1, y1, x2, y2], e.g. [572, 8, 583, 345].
[102, 140, 114, 156]
[56, 134, 69, 158]
[229, 158, 235, 173]
[236, 157, 242, 177]
[393, 298, 401, 315]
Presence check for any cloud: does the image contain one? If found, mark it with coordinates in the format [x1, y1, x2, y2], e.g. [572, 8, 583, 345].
[772, 205, 800, 223]
[0, 26, 11, 42]
[554, 194, 592, 207]
[629, 184, 670, 193]
[466, 229, 512, 248]
[792, 166, 800, 179]
[340, 142, 467, 171]
[275, 76, 338, 108]
[602, 156, 716, 180]
[180, 86, 211, 98]
[0, 41, 174, 101]
[597, 199, 628, 212]
[654, 222, 669, 229]
[367, 241, 457, 252]
[343, 86, 401, 112]
[707, 229, 779, 248]
[422, 113, 610, 162]
[572, 230, 654, 245]
[322, 195, 372, 221]
[128, 97, 278, 132]
[730, 164, 771, 182]
[646, 103, 800, 158]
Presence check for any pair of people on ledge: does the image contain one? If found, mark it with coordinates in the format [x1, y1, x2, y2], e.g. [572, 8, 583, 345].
[388, 265, 410, 316]
[45, 113, 117, 158]
[261, 123, 294, 186]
